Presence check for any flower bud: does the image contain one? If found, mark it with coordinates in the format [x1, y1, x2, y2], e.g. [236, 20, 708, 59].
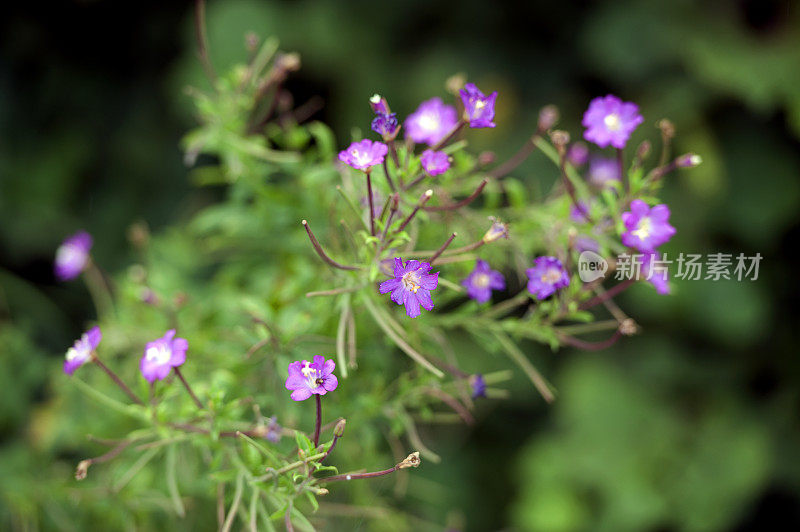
[566, 142, 589, 166]
[549, 130, 570, 153]
[275, 52, 301, 74]
[478, 151, 496, 166]
[635, 140, 652, 162]
[75, 460, 91, 481]
[676, 153, 702, 168]
[245, 32, 259, 52]
[537, 105, 559, 131]
[657, 119, 675, 139]
[619, 319, 638, 336]
[369, 94, 390, 114]
[334, 419, 346, 438]
[446, 73, 467, 95]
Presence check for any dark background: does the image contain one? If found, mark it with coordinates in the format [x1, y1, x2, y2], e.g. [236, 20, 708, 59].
[2, 1, 800, 530]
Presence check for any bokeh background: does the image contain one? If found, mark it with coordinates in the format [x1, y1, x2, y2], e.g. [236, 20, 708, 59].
[2, 0, 800, 530]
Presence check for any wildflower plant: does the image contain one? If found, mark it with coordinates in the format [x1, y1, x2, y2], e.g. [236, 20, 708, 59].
[56, 3, 702, 528]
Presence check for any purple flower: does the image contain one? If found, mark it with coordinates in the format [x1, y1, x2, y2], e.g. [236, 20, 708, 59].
[404, 97, 458, 146]
[470, 374, 487, 399]
[570, 201, 592, 224]
[55, 231, 92, 281]
[462, 259, 505, 303]
[64, 326, 101, 376]
[140, 329, 188, 383]
[265, 416, 282, 442]
[460, 83, 497, 128]
[284, 355, 338, 401]
[640, 252, 670, 295]
[621, 199, 676, 252]
[378, 258, 439, 318]
[582, 95, 643, 149]
[482, 219, 509, 243]
[371, 112, 400, 140]
[526, 256, 570, 299]
[420, 149, 450, 176]
[589, 156, 621, 188]
[338, 139, 388, 171]
[574, 236, 599, 253]
[567, 142, 589, 166]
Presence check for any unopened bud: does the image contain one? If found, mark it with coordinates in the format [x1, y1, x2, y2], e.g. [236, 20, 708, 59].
[445, 73, 467, 95]
[298, 449, 307, 460]
[619, 319, 639, 336]
[397, 451, 421, 470]
[334, 419, 346, 438]
[369, 94, 390, 114]
[635, 140, 652, 162]
[75, 460, 91, 480]
[127, 221, 150, 249]
[676, 153, 702, 168]
[549, 130, 570, 152]
[245, 32, 259, 52]
[478, 151, 496, 166]
[537, 105, 559, 131]
[275, 52, 301, 73]
[657, 119, 675, 139]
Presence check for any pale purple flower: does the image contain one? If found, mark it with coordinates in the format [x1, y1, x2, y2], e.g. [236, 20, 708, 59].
[404, 97, 458, 146]
[575, 236, 599, 253]
[482, 219, 509, 243]
[420, 149, 450, 176]
[265, 416, 282, 442]
[462, 259, 505, 303]
[470, 374, 487, 399]
[64, 326, 101, 376]
[621, 199, 676, 252]
[582, 95, 643, 149]
[338, 139, 388, 171]
[570, 201, 592, 224]
[460, 83, 497, 128]
[55, 231, 92, 281]
[284, 355, 338, 401]
[567, 142, 589, 166]
[378, 258, 439, 318]
[589, 157, 621, 188]
[640, 252, 670, 295]
[140, 329, 188, 383]
[526, 256, 570, 299]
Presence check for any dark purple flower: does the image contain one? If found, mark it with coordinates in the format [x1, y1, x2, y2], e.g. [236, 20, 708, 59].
[284, 355, 338, 401]
[420, 149, 450, 176]
[526, 256, 570, 299]
[462, 259, 505, 303]
[470, 374, 487, 399]
[640, 252, 670, 295]
[621, 199, 676, 252]
[404, 97, 458, 146]
[378, 258, 439, 318]
[567, 142, 589, 166]
[460, 83, 497, 128]
[371, 112, 400, 140]
[582, 95, 643, 149]
[338, 139, 388, 171]
[64, 326, 101, 376]
[55, 231, 92, 281]
[140, 329, 188, 383]
[589, 156, 621, 188]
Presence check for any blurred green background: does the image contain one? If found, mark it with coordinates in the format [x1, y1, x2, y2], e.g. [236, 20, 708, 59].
[2, 0, 800, 530]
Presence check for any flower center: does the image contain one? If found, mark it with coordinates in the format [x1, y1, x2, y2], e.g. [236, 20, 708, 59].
[604, 113, 621, 131]
[301, 362, 322, 388]
[65, 346, 86, 362]
[56, 244, 84, 267]
[474, 99, 486, 110]
[632, 217, 652, 240]
[418, 114, 438, 131]
[540, 268, 563, 284]
[145, 344, 171, 365]
[473, 273, 490, 288]
[402, 271, 422, 293]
